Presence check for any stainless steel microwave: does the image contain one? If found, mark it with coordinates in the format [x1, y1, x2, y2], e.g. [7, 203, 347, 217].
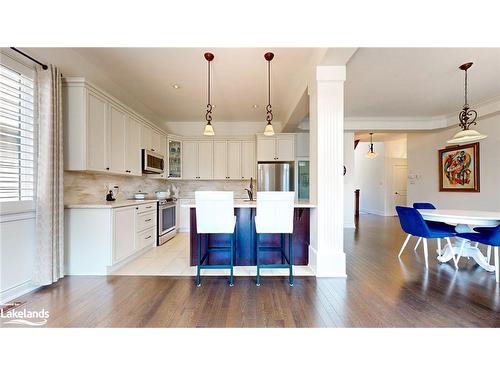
[142, 149, 164, 174]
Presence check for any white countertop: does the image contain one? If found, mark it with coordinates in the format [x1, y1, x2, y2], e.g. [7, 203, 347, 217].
[65, 199, 158, 209]
[180, 199, 316, 208]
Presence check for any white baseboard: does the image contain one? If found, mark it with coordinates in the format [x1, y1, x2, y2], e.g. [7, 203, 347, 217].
[0, 280, 39, 305]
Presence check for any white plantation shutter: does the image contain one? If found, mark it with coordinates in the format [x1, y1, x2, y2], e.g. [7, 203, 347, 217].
[0, 58, 36, 203]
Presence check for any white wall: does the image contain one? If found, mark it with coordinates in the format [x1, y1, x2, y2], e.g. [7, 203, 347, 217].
[407, 113, 500, 211]
[0, 215, 36, 303]
[354, 137, 408, 216]
[344, 132, 355, 227]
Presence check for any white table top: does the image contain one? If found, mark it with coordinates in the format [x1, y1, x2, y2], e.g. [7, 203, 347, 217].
[418, 209, 500, 226]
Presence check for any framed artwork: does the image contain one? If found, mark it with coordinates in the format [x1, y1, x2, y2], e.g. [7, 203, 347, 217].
[438, 142, 480, 192]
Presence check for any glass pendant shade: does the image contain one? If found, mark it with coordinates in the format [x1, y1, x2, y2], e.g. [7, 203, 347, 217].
[366, 150, 377, 158]
[264, 123, 275, 136]
[203, 122, 215, 136]
[446, 129, 487, 144]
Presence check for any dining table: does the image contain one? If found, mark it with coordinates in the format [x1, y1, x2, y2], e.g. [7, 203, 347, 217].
[418, 209, 500, 272]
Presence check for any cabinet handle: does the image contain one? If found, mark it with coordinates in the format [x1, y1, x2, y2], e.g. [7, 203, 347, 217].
[145, 218, 152, 222]
[145, 235, 152, 239]
[145, 205, 152, 209]
[136, 207, 139, 210]
[106, 167, 110, 170]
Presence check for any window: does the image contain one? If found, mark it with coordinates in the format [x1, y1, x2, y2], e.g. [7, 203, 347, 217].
[0, 54, 36, 208]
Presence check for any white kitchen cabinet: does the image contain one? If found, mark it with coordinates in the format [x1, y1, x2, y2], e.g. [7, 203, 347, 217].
[276, 134, 295, 161]
[86, 91, 108, 171]
[227, 141, 242, 179]
[257, 134, 295, 161]
[167, 138, 182, 179]
[241, 141, 256, 179]
[65, 202, 157, 275]
[256, 137, 276, 161]
[198, 141, 213, 179]
[109, 104, 127, 173]
[63, 78, 167, 177]
[213, 141, 228, 179]
[178, 199, 190, 232]
[113, 206, 136, 263]
[125, 117, 142, 176]
[141, 125, 152, 151]
[182, 141, 198, 179]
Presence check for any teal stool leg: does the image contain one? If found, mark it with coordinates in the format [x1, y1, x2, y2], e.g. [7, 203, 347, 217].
[229, 233, 234, 286]
[256, 233, 261, 286]
[196, 233, 201, 287]
[289, 233, 293, 287]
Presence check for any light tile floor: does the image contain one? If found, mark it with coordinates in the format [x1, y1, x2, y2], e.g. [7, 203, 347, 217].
[113, 232, 315, 276]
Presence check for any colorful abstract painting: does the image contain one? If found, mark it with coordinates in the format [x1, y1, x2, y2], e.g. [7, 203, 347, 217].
[438, 142, 480, 192]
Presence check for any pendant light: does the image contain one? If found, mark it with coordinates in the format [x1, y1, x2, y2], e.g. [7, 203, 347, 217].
[366, 133, 378, 158]
[447, 62, 487, 144]
[263, 52, 275, 136]
[203, 52, 215, 136]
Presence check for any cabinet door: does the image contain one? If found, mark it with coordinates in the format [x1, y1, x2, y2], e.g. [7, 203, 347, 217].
[241, 141, 256, 179]
[276, 135, 295, 161]
[198, 141, 213, 179]
[109, 105, 127, 173]
[182, 141, 198, 180]
[86, 92, 108, 171]
[141, 125, 152, 150]
[227, 141, 242, 179]
[257, 137, 276, 161]
[213, 141, 227, 179]
[113, 207, 136, 263]
[126, 117, 142, 176]
[151, 130, 164, 154]
[167, 139, 182, 178]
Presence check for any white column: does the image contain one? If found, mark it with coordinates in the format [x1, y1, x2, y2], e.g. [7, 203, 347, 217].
[309, 66, 346, 277]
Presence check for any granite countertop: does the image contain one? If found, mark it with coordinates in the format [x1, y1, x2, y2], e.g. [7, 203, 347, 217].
[180, 199, 316, 208]
[65, 199, 158, 209]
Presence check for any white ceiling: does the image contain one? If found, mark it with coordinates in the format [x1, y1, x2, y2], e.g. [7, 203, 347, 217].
[345, 48, 500, 118]
[43, 48, 319, 123]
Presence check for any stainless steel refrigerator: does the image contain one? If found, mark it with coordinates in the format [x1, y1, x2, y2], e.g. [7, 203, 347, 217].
[257, 162, 294, 192]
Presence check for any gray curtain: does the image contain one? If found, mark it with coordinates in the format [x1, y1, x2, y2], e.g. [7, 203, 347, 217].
[33, 65, 64, 286]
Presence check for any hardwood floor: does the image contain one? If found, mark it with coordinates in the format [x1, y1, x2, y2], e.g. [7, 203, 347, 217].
[3, 214, 500, 327]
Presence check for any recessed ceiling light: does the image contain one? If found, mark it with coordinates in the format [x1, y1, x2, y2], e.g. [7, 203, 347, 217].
[172, 84, 180, 89]
[252, 104, 259, 109]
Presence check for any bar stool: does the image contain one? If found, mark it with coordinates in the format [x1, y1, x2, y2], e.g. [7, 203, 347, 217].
[254, 191, 295, 286]
[195, 191, 236, 287]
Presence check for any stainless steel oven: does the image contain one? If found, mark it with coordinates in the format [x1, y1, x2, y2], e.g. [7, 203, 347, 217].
[158, 199, 177, 245]
[142, 149, 165, 174]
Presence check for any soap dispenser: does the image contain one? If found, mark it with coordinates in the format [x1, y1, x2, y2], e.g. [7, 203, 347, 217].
[106, 190, 116, 202]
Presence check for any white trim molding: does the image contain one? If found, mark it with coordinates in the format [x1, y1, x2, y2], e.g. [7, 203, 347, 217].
[0, 281, 40, 305]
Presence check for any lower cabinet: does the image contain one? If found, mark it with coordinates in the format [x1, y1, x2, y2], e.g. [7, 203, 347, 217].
[65, 202, 157, 275]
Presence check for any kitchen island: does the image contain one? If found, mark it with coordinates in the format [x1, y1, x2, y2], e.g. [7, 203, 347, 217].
[181, 200, 315, 266]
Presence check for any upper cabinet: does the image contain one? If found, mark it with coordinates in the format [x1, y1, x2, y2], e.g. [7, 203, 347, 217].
[181, 139, 255, 180]
[167, 138, 182, 179]
[63, 78, 166, 177]
[257, 134, 295, 161]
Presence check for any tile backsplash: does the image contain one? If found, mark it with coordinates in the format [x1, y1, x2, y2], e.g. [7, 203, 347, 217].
[64, 171, 251, 203]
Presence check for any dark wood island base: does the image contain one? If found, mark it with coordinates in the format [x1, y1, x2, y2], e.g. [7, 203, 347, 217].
[190, 207, 310, 266]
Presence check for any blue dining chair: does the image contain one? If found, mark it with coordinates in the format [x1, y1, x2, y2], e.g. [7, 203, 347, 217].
[412, 202, 456, 256]
[396, 206, 457, 268]
[456, 225, 500, 282]
[472, 226, 496, 263]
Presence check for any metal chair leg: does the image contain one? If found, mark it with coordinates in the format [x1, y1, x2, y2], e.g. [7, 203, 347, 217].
[229, 233, 234, 286]
[445, 237, 458, 269]
[494, 247, 499, 283]
[413, 237, 422, 251]
[487, 245, 492, 264]
[436, 238, 442, 256]
[398, 234, 412, 258]
[196, 233, 201, 287]
[423, 238, 429, 269]
[289, 233, 293, 286]
[256, 233, 260, 286]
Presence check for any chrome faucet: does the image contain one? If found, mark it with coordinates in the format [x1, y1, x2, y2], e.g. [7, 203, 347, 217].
[244, 177, 254, 201]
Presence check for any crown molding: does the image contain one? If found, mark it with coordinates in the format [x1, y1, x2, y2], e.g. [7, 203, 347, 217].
[345, 95, 500, 131]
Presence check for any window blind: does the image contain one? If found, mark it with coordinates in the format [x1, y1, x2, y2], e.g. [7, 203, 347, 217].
[0, 62, 36, 202]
